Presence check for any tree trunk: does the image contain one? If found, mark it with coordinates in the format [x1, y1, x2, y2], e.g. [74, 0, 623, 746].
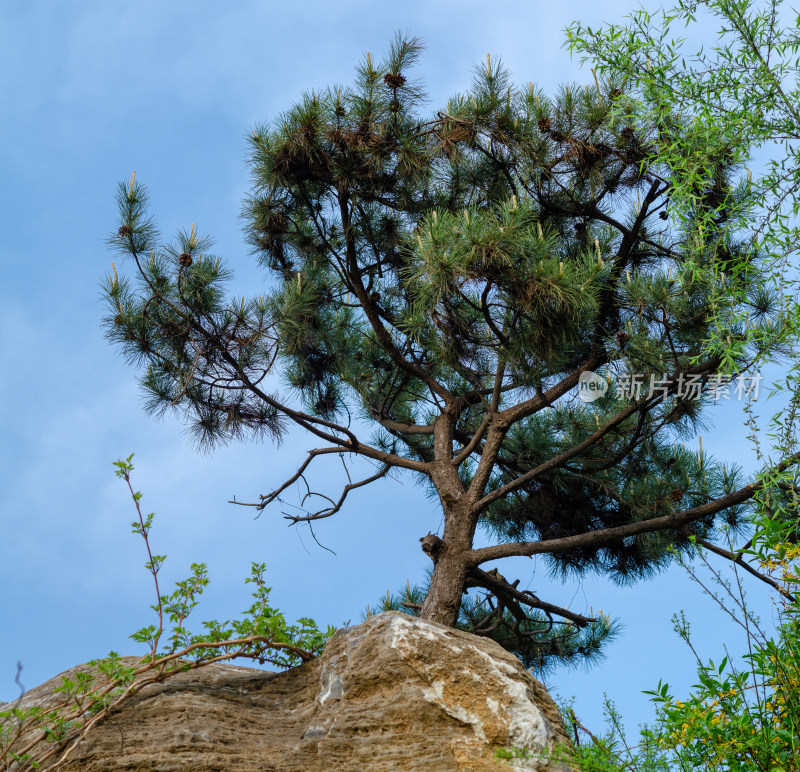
[419, 547, 469, 627]
[421, 444, 477, 627]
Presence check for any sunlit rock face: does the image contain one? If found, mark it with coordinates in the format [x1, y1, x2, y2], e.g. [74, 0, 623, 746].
[3, 612, 574, 771]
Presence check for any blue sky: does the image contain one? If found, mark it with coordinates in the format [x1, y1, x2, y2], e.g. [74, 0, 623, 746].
[0, 0, 788, 734]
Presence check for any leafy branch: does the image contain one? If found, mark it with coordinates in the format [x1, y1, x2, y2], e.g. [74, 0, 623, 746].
[0, 455, 333, 771]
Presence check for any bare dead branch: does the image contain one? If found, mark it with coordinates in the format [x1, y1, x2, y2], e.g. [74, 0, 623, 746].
[227, 447, 342, 509]
[282, 463, 392, 524]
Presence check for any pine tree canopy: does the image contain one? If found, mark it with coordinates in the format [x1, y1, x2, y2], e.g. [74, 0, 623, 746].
[104, 35, 797, 671]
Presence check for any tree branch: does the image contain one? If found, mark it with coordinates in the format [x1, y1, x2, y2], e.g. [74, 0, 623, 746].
[228, 447, 342, 510]
[469, 451, 800, 566]
[283, 463, 391, 524]
[466, 567, 596, 627]
[337, 190, 453, 402]
[475, 361, 720, 513]
[690, 532, 796, 602]
[498, 355, 605, 427]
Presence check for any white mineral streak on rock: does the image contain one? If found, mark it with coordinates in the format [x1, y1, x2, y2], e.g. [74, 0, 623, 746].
[316, 657, 343, 706]
[385, 613, 556, 757]
[470, 643, 553, 748]
[421, 678, 488, 740]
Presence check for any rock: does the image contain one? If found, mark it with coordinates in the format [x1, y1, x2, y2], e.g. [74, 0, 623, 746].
[2, 612, 573, 771]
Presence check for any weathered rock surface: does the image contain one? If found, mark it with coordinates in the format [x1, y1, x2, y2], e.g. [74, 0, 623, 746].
[3, 612, 572, 771]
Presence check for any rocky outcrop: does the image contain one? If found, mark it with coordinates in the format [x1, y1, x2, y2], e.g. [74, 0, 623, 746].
[3, 612, 573, 771]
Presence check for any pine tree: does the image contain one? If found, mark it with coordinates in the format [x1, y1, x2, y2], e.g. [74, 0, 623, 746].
[104, 35, 793, 670]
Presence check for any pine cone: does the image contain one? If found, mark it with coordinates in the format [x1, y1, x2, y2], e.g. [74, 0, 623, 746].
[615, 330, 631, 346]
[670, 489, 684, 502]
[178, 253, 193, 267]
[537, 117, 551, 133]
[118, 224, 132, 236]
[383, 72, 406, 89]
